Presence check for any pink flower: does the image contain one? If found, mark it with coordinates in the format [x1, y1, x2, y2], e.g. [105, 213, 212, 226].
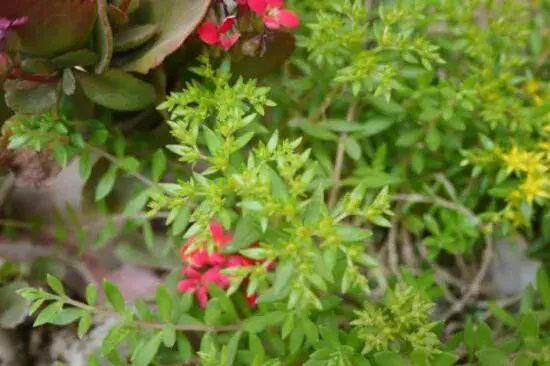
[177, 221, 268, 308]
[247, 0, 299, 29]
[0, 16, 27, 44]
[179, 221, 233, 268]
[197, 16, 241, 51]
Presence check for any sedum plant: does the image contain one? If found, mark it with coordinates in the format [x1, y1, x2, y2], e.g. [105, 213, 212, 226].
[1, 0, 550, 365]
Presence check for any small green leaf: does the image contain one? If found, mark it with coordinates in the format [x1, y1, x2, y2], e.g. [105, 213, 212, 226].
[155, 285, 172, 323]
[223, 216, 262, 253]
[243, 315, 268, 334]
[51, 308, 84, 326]
[133, 331, 163, 366]
[207, 284, 239, 321]
[151, 149, 167, 182]
[143, 221, 155, 249]
[77, 312, 92, 338]
[204, 298, 222, 325]
[177, 334, 192, 362]
[79, 150, 93, 181]
[335, 225, 372, 241]
[426, 126, 441, 151]
[103, 279, 125, 313]
[487, 302, 515, 327]
[300, 316, 319, 344]
[102, 324, 132, 354]
[344, 137, 362, 161]
[171, 206, 190, 236]
[226, 331, 243, 366]
[34, 302, 63, 327]
[95, 165, 118, 201]
[360, 118, 395, 136]
[536, 268, 550, 310]
[46, 274, 65, 295]
[476, 348, 508, 366]
[162, 327, 176, 348]
[123, 188, 151, 216]
[519, 312, 539, 341]
[281, 314, 294, 340]
[235, 132, 255, 149]
[432, 352, 459, 366]
[203, 126, 222, 154]
[373, 351, 406, 366]
[121, 156, 140, 172]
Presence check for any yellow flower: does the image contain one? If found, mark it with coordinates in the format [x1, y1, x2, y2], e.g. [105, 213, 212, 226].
[500, 146, 545, 175]
[534, 95, 544, 106]
[525, 79, 540, 95]
[519, 173, 549, 203]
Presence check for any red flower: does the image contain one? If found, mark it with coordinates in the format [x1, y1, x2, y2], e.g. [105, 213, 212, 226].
[180, 221, 232, 267]
[197, 16, 241, 51]
[177, 221, 260, 308]
[247, 0, 299, 29]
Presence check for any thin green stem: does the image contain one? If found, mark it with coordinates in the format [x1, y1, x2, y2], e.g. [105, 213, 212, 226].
[85, 143, 157, 188]
[328, 100, 359, 208]
[61, 295, 242, 333]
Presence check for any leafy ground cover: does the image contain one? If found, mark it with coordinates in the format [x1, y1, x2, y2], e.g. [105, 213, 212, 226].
[1, 0, 550, 365]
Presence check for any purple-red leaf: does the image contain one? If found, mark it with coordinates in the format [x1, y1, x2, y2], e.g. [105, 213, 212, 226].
[0, 0, 97, 57]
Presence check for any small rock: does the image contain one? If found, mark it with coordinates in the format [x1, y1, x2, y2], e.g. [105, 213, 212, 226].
[491, 235, 540, 297]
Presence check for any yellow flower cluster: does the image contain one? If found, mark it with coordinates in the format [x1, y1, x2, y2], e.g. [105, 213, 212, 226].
[524, 79, 547, 107]
[500, 138, 550, 206]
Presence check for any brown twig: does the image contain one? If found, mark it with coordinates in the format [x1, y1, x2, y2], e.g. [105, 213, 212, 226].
[392, 192, 494, 320]
[442, 234, 493, 320]
[386, 215, 401, 279]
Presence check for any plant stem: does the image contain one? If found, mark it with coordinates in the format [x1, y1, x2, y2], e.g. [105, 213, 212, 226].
[328, 100, 359, 208]
[62, 295, 242, 333]
[85, 144, 157, 188]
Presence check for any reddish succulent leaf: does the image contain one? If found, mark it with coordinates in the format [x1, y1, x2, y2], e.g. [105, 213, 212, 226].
[107, 3, 130, 26]
[120, 0, 210, 74]
[0, 0, 97, 57]
[94, 0, 114, 74]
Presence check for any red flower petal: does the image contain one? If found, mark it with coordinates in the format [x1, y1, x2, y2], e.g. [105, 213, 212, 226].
[278, 9, 299, 29]
[188, 250, 210, 268]
[196, 287, 209, 308]
[208, 252, 227, 266]
[265, 0, 283, 9]
[177, 279, 198, 293]
[217, 234, 233, 246]
[209, 221, 225, 242]
[226, 255, 254, 267]
[182, 266, 201, 279]
[218, 16, 236, 34]
[202, 268, 231, 288]
[247, 293, 257, 307]
[263, 15, 281, 29]
[248, 0, 267, 14]
[197, 22, 219, 45]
